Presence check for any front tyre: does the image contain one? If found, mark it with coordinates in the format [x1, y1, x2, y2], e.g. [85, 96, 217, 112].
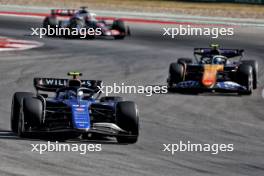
[112, 19, 126, 40]
[116, 101, 139, 144]
[18, 97, 43, 138]
[238, 64, 253, 95]
[43, 16, 58, 29]
[23, 97, 43, 128]
[241, 60, 258, 89]
[167, 63, 185, 90]
[177, 58, 193, 65]
[11, 92, 33, 133]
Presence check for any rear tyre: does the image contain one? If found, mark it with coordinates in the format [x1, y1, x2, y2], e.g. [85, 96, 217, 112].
[177, 58, 193, 65]
[43, 16, 58, 29]
[100, 96, 123, 102]
[112, 20, 126, 40]
[241, 60, 258, 89]
[11, 92, 33, 133]
[237, 64, 253, 95]
[116, 101, 139, 144]
[167, 63, 185, 89]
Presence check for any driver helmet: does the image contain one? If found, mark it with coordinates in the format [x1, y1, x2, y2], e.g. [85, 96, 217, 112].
[79, 9, 88, 14]
[78, 6, 89, 15]
[77, 90, 84, 101]
[212, 55, 226, 65]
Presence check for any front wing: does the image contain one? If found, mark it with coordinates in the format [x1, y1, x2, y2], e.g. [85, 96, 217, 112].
[170, 80, 247, 93]
[24, 122, 134, 137]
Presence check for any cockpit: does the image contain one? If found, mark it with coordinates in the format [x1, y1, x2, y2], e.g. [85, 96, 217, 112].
[200, 55, 228, 65]
[212, 55, 228, 65]
[74, 9, 97, 22]
[56, 84, 96, 101]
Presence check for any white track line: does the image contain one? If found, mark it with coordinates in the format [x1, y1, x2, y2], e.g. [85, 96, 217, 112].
[0, 37, 43, 51]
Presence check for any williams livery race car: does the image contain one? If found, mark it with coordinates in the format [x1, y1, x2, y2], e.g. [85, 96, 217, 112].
[11, 72, 139, 143]
[43, 7, 130, 39]
[167, 44, 258, 95]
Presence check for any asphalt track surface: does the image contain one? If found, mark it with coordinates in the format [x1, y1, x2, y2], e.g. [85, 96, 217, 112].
[0, 15, 264, 176]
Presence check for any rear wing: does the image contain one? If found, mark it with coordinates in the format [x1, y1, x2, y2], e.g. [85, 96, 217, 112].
[194, 48, 244, 58]
[34, 78, 102, 92]
[51, 9, 77, 16]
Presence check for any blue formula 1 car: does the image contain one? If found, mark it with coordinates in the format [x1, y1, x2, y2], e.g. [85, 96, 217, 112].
[167, 44, 258, 95]
[10, 72, 139, 143]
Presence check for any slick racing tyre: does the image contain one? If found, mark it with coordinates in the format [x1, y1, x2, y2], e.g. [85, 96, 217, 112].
[23, 97, 43, 128]
[100, 96, 123, 102]
[116, 101, 139, 144]
[10, 92, 33, 133]
[112, 19, 126, 40]
[241, 60, 258, 89]
[237, 64, 253, 95]
[43, 16, 58, 29]
[18, 97, 43, 138]
[177, 58, 193, 65]
[168, 63, 185, 88]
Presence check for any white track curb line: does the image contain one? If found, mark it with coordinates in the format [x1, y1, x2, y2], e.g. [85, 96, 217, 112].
[0, 37, 44, 51]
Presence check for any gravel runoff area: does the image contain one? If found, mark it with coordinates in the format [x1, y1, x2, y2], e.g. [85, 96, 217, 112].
[0, 0, 264, 19]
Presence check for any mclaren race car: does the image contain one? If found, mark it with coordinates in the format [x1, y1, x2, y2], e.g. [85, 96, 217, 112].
[11, 72, 139, 143]
[43, 7, 130, 39]
[167, 44, 258, 95]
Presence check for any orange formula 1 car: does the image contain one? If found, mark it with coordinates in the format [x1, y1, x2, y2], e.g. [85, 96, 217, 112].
[167, 44, 258, 95]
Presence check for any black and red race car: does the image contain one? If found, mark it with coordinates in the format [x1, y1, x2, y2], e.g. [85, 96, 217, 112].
[43, 7, 130, 39]
[167, 44, 258, 95]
